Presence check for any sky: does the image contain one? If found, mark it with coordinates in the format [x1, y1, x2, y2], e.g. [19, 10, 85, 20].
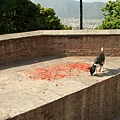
[75, 0, 115, 2]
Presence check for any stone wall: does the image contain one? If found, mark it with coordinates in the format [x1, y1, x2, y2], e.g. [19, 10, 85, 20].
[0, 30, 120, 64]
[1, 30, 120, 120]
[8, 73, 120, 120]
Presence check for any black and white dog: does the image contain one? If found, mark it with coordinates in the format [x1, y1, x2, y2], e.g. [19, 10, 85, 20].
[89, 47, 105, 76]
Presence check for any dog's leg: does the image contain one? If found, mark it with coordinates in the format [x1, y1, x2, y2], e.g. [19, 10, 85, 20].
[99, 65, 104, 72]
[93, 69, 97, 75]
[101, 62, 105, 72]
[101, 66, 104, 72]
[99, 66, 102, 72]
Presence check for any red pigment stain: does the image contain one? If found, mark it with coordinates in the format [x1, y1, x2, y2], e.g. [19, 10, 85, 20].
[24, 62, 91, 80]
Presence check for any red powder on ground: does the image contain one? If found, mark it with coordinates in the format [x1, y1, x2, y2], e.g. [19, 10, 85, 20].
[24, 62, 91, 81]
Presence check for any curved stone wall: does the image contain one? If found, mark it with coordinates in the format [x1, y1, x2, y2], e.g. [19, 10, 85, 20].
[0, 30, 120, 64]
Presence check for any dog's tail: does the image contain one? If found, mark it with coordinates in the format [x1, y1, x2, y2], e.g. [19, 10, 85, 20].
[101, 47, 104, 53]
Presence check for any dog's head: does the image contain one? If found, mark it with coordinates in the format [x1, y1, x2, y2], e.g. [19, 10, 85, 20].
[88, 64, 96, 76]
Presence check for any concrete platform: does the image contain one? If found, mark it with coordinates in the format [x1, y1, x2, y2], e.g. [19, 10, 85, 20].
[0, 57, 120, 119]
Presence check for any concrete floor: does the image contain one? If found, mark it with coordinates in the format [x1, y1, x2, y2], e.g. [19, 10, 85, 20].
[0, 56, 120, 119]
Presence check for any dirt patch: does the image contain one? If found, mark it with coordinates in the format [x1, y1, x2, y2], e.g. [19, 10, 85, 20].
[23, 62, 91, 81]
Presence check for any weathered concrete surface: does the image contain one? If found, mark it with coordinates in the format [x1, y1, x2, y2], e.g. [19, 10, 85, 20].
[0, 57, 120, 120]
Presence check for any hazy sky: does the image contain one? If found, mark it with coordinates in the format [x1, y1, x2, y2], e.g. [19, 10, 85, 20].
[75, 0, 115, 2]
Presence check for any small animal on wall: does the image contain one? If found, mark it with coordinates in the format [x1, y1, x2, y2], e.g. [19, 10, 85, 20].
[88, 47, 105, 76]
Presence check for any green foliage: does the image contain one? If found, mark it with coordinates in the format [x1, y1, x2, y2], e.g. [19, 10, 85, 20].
[98, 0, 120, 29]
[0, 0, 40, 34]
[0, 0, 71, 35]
[37, 4, 63, 30]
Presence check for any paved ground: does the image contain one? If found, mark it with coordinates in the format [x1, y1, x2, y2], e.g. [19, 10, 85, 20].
[0, 56, 120, 119]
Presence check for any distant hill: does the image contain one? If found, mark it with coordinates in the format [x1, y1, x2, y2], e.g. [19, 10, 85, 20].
[31, 0, 105, 20]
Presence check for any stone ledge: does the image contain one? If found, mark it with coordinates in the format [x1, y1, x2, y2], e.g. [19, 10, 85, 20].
[0, 30, 120, 41]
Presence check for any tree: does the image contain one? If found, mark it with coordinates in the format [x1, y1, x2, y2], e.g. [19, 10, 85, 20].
[36, 3, 72, 30]
[98, 0, 120, 29]
[36, 4, 65, 30]
[0, 0, 40, 34]
[0, 0, 71, 35]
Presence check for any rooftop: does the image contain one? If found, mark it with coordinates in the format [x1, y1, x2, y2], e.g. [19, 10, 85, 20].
[0, 56, 120, 119]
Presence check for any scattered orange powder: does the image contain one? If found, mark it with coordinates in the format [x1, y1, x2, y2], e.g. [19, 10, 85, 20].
[24, 62, 91, 81]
